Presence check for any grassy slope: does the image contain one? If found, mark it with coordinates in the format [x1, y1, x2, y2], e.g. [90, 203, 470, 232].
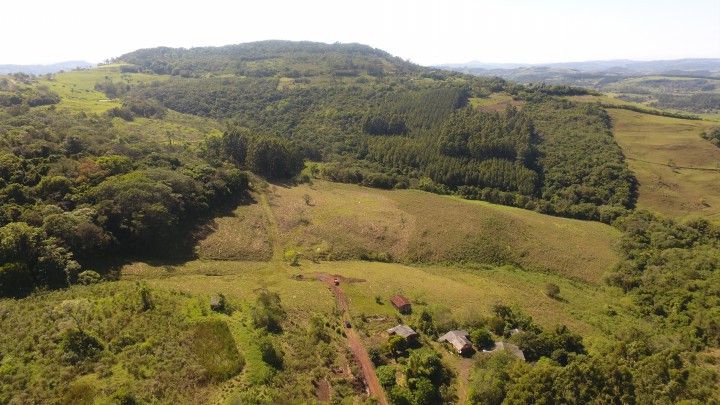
[132, 181, 634, 400]
[39, 64, 147, 113]
[571, 93, 720, 122]
[608, 108, 720, 220]
[195, 200, 273, 261]
[200, 181, 620, 284]
[122, 260, 350, 403]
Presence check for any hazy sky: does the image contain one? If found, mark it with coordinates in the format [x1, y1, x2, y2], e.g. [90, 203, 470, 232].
[2, 0, 719, 65]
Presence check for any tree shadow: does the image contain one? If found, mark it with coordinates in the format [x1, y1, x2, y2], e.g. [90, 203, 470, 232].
[92, 191, 260, 278]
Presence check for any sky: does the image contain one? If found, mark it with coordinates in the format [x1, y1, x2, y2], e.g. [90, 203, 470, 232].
[1, 0, 719, 65]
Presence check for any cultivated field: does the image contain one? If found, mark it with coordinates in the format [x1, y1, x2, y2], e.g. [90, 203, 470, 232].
[571, 93, 720, 122]
[608, 109, 720, 220]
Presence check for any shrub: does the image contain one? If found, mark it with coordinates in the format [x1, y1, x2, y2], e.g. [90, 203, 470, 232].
[76, 270, 102, 285]
[107, 106, 134, 121]
[385, 335, 407, 358]
[190, 319, 244, 381]
[251, 290, 286, 333]
[470, 328, 495, 351]
[544, 283, 561, 299]
[60, 379, 95, 405]
[138, 283, 154, 311]
[376, 365, 397, 388]
[258, 335, 284, 369]
[61, 329, 104, 364]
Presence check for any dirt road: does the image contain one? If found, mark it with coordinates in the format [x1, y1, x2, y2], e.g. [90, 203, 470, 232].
[316, 273, 388, 405]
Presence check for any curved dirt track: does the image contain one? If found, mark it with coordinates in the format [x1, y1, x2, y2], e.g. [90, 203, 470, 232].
[316, 273, 388, 405]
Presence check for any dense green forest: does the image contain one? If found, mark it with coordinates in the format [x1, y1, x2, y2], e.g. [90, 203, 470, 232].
[0, 41, 718, 403]
[0, 77, 253, 297]
[116, 43, 634, 222]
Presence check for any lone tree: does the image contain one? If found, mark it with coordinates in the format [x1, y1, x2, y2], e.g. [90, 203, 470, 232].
[470, 327, 495, 350]
[386, 335, 407, 358]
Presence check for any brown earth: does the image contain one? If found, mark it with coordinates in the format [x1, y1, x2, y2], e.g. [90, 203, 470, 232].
[316, 273, 388, 405]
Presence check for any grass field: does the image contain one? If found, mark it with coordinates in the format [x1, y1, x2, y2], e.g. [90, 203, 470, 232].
[121, 260, 347, 403]
[570, 93, 720, 122]
[119, 259, 643, 354]
[38, 64, 164, 114]
[37, 65, 223, 143]
[112, 110, 223, 145]
[469, 92, 523, 112]
[608, 109, 720, 220]
[233, 181, 623, 284]
[195, 200, 273, 261]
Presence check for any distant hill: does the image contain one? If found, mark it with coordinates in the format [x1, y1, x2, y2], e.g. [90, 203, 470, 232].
[439, 58, 720, 113]
[0, 60, 93, 75]
[439, 58, 720, 76]
[116, 40, 418, 77]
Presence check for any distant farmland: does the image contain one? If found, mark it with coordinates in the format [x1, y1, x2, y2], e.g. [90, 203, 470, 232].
[608, 108, 720, 220]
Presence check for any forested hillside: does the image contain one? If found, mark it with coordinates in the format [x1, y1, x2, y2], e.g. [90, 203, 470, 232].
[0, 74, 250, 297]
[0, 41, 718, 403]
[115, 41, 634, 222]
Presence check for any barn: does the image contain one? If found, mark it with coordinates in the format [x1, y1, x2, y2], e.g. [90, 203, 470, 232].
[390, 295, 411, 314]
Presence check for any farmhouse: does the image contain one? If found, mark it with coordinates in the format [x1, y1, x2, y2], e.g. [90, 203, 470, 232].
[390, 294, 411, 314]
[490, 341, 525, 361]
[438, 330, 473, 354]
[387, 324, 419, 342]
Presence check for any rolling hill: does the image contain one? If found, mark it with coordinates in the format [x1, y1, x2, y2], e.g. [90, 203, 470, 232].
[443, 58, 720, 115]
[0, 60, 93, 75]
[196, 180, 621, 283]
[1, 41, 719, 404]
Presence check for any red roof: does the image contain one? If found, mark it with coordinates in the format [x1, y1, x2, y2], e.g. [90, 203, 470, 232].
[390, 295, 411, 308]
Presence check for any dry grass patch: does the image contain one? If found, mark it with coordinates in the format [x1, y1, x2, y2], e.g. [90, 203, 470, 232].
[470, 93, 524, 112]
[393, 191, 621, 283]
[195, 200, 272, 261]
[264, 181, 619, 283]
[268, 183, 415, 261]
[121, 260, 336, 315]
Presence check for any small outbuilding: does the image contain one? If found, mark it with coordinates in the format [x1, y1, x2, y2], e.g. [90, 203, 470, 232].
[438, 330, 473, 354]
[489, 341, 525, 361]
[387, 324, 419, 342]
[390, 295, 412, 314]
